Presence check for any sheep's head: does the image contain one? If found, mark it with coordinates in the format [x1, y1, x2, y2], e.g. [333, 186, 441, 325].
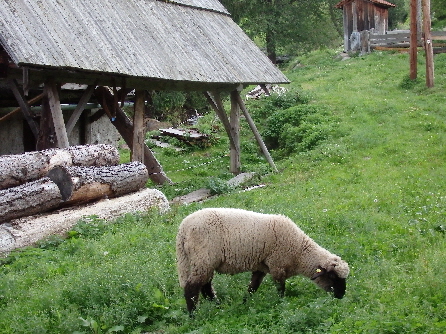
[311, 257, 349, 299]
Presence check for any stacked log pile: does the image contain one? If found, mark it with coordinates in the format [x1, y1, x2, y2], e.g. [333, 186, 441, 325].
[0, 144, 149, 223]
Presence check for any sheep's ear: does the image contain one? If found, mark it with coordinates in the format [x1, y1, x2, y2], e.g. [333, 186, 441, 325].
[311, 266, 327, 280]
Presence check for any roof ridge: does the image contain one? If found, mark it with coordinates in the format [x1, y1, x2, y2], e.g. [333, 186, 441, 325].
[159, 0, 230, 15]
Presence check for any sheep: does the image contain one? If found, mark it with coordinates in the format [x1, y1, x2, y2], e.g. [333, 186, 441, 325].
[176, 208, 349, 314]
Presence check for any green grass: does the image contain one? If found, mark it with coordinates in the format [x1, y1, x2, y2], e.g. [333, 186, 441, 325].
[1, 49, 446, 333]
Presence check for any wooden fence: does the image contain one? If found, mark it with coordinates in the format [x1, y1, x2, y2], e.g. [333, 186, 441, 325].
[351, 29, 446, 54]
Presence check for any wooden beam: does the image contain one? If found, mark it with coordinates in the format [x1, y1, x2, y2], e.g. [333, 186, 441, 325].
[94, 86, 172, 185]
[423, 0, 434, 87]
[0, 93, 44, 123]
[132, 90, 145, 163]
[37, 92, 57, 150]
[230, 90, 241, 174]
[65, 84, 96, 135]
[44, 81, 70, 148]
[204, 91, 239, 154]
[234, 92, 278, 173]
[7, 78, 39, 138]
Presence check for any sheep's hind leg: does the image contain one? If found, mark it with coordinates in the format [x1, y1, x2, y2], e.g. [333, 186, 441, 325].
[184, 282, 202, 315]
[243, 271, 266, 303]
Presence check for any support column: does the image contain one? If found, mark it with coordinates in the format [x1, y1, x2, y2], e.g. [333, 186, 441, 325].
[423, 0, 434, 87]
[410, 0, 418, 80]
[132, 90, 145, 163]
[230, 90, 241, 174]
[234, 91, 278, 173]
[44, 80, 69, 148]
[94, 86, 172, 185]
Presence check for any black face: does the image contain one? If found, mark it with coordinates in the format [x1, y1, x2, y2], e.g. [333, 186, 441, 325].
[318, 272, 346, 299]
[331, 275, 346, 299]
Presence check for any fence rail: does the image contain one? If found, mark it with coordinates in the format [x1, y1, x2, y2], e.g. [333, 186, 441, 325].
[351, 29, 446, 54]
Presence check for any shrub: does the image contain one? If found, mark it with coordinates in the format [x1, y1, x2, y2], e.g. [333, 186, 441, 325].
[262, 104, 335, 154]
[249, 89, 310, 121]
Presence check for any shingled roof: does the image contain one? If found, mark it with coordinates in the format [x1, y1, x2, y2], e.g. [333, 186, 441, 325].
[335, 0, 395, 8]
[0, 0, 288, 91]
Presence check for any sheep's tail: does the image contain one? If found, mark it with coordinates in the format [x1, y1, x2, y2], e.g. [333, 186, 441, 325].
[176, 232, 189, 288]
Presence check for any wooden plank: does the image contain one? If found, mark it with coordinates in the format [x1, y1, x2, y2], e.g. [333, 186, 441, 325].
[7, 78, 39, 138]
[132, 90, 145, 163]
[65, 84, 95, 135]
[234, 92, 278, 173]
[44, 81, 70, 148]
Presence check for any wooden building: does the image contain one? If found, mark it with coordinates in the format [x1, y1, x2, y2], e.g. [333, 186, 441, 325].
[0, 0, 289, 184]
[336, 0, 396, 51]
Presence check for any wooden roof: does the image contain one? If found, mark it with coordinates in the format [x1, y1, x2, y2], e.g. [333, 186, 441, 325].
[0, 0, 288, 91]
[335, 0, 396, 8]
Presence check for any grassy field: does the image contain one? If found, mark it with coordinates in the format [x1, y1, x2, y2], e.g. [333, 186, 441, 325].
[1, 49, 446, 333]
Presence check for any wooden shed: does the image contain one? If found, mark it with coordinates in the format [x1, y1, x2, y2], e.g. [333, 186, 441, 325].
[0, 0, 289, 184]
[336, 0, 396, 51]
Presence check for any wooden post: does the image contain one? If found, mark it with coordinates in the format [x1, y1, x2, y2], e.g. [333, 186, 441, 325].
[44, 81, 70, 148]
[94, 86, 172, 185]
[37, 92, 58, 150]
[65, 84, 96, 135]
[230, 90, 241, 174]
[234, 92, 278, 173]
[204, 91, 239, 155]
[410, 0, 418, 79]
[132, 90, 145, 163]
[0, 93, 44, 124]
[423, 0, 434, 87]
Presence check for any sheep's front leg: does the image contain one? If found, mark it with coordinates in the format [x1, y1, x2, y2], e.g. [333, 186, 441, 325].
[248, 271, 267, 294]
[275, 280, 286, 297]
[201, 280, 217, 301]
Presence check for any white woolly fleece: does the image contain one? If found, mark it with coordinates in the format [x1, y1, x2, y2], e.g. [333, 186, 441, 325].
[176, 208, 349, 288]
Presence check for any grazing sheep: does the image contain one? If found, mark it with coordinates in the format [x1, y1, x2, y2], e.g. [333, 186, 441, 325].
[176, 208, 349, 313]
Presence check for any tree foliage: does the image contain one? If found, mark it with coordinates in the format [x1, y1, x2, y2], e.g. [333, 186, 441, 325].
[220, 0, 344, 62]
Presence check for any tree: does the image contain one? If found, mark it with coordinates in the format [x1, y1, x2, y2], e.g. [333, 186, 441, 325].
[220, 0, 343, 62]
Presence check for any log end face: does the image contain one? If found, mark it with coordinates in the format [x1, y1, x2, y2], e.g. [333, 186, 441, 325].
[47, 166, 74, 201]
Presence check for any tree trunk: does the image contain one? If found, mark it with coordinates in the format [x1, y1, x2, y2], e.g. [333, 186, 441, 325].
[0, 144, 120, 190]
[94, 86, 172, 185]
[47, 161, 148, 205]
[0, 177, 62, 223]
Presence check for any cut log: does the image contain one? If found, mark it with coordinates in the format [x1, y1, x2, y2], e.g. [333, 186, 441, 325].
[47, 161, 148, 205]
[0, 188, 170, 255]
[0, 144, 120, 190]
[0, 177, 62, 223]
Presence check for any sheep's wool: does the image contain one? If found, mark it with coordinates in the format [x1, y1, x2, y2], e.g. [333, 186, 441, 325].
[176, 208, 349, 288]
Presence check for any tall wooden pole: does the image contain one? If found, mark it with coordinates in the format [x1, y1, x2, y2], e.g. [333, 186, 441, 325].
[230, 90, 241, 174]
[423, 0, 434, 87]
[44, 81, 70, 148]
[235, 92, 278, 173]
[132, 90, 145, 163]
[409, 0, 418, 79]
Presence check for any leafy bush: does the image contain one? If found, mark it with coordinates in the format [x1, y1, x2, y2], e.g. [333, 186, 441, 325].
[249, 89, 310, 121]
[262, 104, 336, 153]
[207, 177, 234, 195]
